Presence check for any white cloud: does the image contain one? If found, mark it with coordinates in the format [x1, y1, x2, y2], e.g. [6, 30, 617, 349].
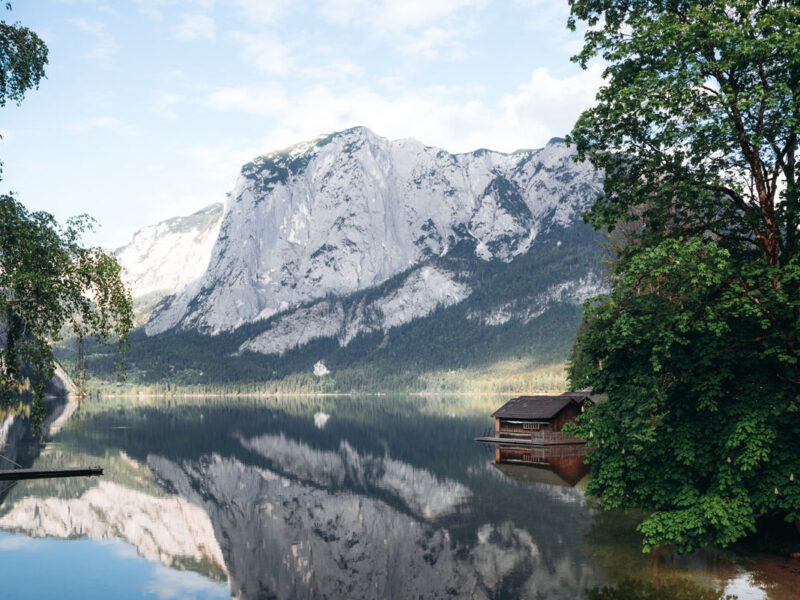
[174, 13, 216, 41]
[187, 140, 268, 186]
[134, 1, 164, 21]
[318, 0, 367, 23]
[143, 561, 228, 600]
[320, 0, 483, 60]
[202, 84, 289, 116]
[101, 539, 141, 560]
[233, 0, 291, 23]
[231, 32, 293, 75]
[512, 0, 587, 55]
[398, 23, 475, 60]
[159, 69, 187, 82]
[0, 534, 38, 551]
[152, 91, 186, 119]
[67, 116, 140, 136]
[321, 0, 482, 30]
[136, 188, 224, 231]
[69, 17, 119, 60]
[299, 56, 364, 82]
[513, 0, 569, 15]
[120, 135, 271, 230]
[188, 63, 604, 153]
[135, 0, 216, 20]
[151, 84, 290, 119]
[498, 64, 605, 141]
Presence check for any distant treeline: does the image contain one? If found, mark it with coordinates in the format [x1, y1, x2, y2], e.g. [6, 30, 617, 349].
[80, 360, 568, 398]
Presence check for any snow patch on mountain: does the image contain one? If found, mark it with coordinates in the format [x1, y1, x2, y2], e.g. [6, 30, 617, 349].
[238, 265, 470, 356]
[146, 127, 601, 336]
[238, 302, 344, 356]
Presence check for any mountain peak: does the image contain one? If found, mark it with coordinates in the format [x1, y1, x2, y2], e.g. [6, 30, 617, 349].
[334, 125, 374, 138]
[253, 128, 568, 167]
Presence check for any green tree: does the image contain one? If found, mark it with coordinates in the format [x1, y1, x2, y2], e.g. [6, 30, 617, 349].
[0, 4, 132, 430]
[0, 0, 46, 179]
[569, 0, 799, 265]
[0, 2, 47, 107]
[566, 0, 800, 551]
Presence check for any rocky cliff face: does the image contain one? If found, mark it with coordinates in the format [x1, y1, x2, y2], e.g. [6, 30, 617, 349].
[144, 127, 602, 338]
[115, 203, 223, 319]
[236, 264, 473, 356]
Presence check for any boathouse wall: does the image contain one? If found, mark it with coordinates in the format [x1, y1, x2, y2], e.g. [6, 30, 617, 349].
[549, 403, 581, 432]
[495, 403, 582, 437]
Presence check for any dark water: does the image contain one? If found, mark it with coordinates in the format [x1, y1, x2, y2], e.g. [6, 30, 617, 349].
[0, 394, 797, 599]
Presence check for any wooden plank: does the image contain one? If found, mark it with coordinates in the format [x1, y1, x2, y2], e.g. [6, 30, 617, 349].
[0, 466, 103, 481]
[474, 436, 585, 447]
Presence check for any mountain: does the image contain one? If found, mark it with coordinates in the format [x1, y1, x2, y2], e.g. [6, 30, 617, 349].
[97, 127, 605, 385]
[115, 203, 223, 320]
[146, 127, 601, 337]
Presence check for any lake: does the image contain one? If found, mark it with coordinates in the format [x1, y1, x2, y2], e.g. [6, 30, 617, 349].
[0, 394, 797, 599]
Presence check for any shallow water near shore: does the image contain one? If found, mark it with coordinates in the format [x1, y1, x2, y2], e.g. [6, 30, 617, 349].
[0, 394, 797, 599]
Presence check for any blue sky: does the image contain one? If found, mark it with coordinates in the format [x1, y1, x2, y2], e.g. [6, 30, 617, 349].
[0, 532, 229, 599]
[2, 0, 603, 247]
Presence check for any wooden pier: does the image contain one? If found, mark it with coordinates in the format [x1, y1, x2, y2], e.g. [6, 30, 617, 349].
[0, 466, 103, 481]
[474, 431, 585, 446]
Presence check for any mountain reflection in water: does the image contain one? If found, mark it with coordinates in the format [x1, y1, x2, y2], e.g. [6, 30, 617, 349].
[0, 395, 795, 599]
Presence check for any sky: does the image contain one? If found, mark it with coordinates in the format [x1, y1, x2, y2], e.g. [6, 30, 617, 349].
[1, 0, 604, 248]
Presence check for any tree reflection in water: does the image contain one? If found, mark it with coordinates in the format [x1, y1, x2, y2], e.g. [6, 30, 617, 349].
[586, 577, 735, 600]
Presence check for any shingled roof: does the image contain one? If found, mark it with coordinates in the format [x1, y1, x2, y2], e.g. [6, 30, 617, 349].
[491, 390, 598, 420]
[491, 395, 576, 419]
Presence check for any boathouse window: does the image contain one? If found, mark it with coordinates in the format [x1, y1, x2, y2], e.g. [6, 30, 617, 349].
[523, 422, 541, 431]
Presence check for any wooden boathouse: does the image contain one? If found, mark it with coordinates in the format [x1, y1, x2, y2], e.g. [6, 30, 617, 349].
[476, 388, 604, 447]
[474, 389, 604, 486]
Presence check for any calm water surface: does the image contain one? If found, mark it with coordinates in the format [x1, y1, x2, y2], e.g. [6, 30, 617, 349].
[0, 394, 797, 599]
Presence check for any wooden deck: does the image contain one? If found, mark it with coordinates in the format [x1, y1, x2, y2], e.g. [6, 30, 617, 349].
[475, 432, 585, 446]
